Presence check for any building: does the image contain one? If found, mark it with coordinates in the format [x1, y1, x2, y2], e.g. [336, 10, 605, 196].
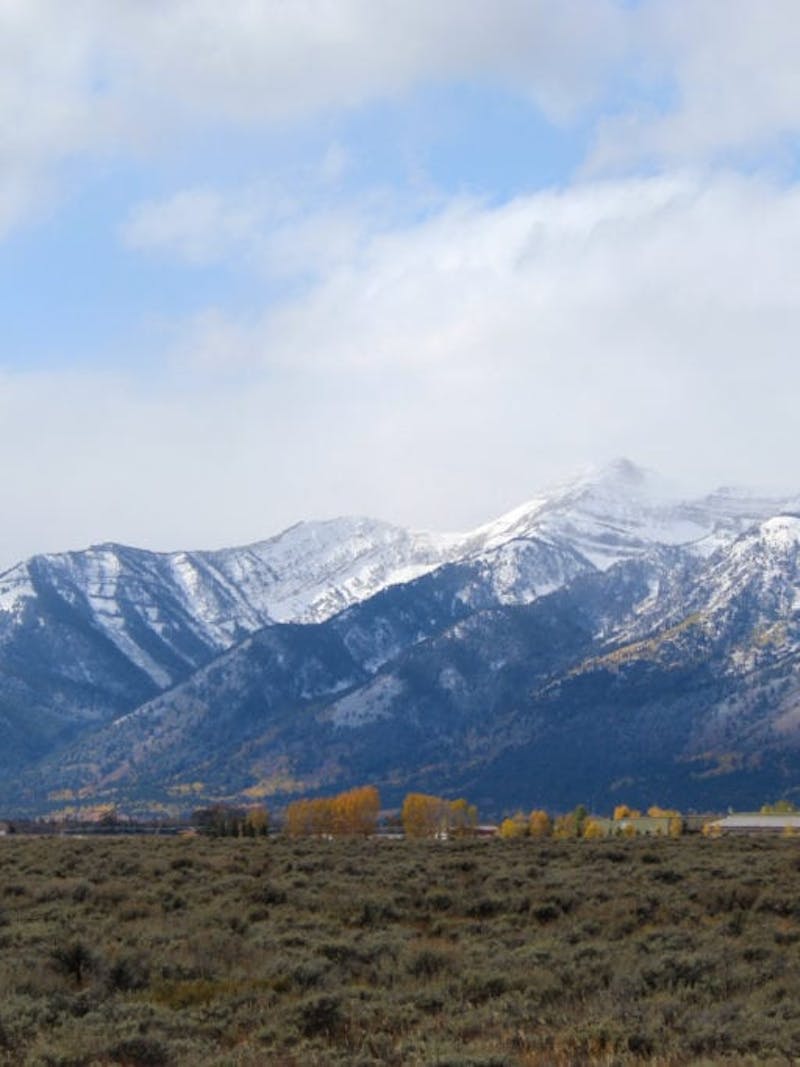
[707, 813, 800, 835]
[591, 815, 678, 837]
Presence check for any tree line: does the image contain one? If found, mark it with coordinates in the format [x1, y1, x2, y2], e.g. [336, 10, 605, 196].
[499, 804, 684, 839]
[165, 793, 800, 840]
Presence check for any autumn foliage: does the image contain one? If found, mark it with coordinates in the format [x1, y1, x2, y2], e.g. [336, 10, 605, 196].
[285, 786, 380, 837]
[582, 818, 605, 840]
[401, 793, 478, 838]
[613, 804, 641, 821]
[498, 809, 555, 839]
[528, 809, 552, 838]
[498, 813, 528, 839]
[193, 804, 269, 837]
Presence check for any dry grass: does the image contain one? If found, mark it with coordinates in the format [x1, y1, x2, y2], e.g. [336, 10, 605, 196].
[0, 834, 799, 1064]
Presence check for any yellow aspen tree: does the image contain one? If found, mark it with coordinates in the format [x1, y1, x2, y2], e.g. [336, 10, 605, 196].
[285, 796, 335, 836]
[402, 793, 443, 838]
[285, 798, 310, 836]
[448, 798, 478, 836]
[331, 785, 380, 835]
[614, 804, 641, 820]
[310, 797, 335, 835]
[528, 810, 552, 838]
[498, 813, 527, 839]
[552, 813, 577, 839]
[244, 806, 269, 836]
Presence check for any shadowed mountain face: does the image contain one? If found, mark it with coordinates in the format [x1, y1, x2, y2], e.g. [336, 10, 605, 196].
[3, 461, 800, 816]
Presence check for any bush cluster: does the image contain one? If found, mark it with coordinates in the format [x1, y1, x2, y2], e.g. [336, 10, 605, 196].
[0, 834, 799, 1064]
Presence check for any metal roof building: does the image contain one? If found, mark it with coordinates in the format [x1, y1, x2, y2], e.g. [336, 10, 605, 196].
[709, 814, 800, 834]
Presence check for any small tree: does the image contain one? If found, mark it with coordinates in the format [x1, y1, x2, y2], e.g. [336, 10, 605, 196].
[614, 804, 641, 821]
[194, 804, 247, 837]
[331, 786, 380, 836]
[553, 806, 588, 839]
[448, 798, 478, 836]
[498, 813, 528, 839]
[402, 793, 446, 838]
[528, 809, 552, 838]
[285, 797, 334, 836]
[244, 806, 270, 837]
[761, 799, 797, 814]
[574, 804, 589, 837]
[401, 792, 478, 838]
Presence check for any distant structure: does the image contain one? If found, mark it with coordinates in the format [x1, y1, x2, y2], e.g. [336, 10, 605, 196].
[708, 813, 800, 835]
[592, 815, 678, 837]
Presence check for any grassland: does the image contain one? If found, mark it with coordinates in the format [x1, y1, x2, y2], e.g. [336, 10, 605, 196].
[1, 834, 800, 1065]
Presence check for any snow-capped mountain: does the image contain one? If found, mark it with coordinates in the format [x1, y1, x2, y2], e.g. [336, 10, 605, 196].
[3, 457, 800, 812]
[1, 457, 792, 694]
[0, 519, 459, 686]
[468, 458, 799, 567]
[26, 517, 800, 817]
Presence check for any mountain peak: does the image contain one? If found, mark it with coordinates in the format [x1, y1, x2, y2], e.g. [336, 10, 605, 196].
[756, 514, 800, 551]
[597, 456, 649, 484]
[539, 458, 680, 516]
[571, 457, 668, 496]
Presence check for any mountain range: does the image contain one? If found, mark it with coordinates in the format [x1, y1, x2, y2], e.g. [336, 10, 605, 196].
[3, 458, 800, 818]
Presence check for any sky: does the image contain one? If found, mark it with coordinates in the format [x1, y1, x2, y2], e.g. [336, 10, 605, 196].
[2, 0, 800, 567]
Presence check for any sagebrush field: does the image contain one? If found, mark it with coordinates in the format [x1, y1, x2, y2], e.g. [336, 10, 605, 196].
[1, 834, 800, 1065]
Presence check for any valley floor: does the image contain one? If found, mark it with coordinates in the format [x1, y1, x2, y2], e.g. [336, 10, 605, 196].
[0, 835, 799, 1065]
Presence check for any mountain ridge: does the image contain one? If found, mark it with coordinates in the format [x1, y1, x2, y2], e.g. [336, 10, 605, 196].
[3, 458, 800, 816]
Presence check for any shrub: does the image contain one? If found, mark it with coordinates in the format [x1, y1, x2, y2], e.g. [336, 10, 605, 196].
[298, 994, 342, 1038]
[107, 1036, 172, 1066]
[50, 940, 96, 986]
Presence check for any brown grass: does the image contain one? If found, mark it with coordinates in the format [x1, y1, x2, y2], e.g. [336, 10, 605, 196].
[0, 834, 799, 1064]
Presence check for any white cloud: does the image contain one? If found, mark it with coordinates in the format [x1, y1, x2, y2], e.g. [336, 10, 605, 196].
[100, 0, 626, 124]
[592, 0, 800, 169]
[0, 170, 785, 569]
[0, 1, 628, 235]
[320, 142, 350, 185]
[257, 172, 800, 378]
[0, 1, 109, 234]
[3, 1, 800, 236]
[121, 179, 410, 284]
[1, 173, 798, 568]
[120, 188, 268, 267]
[4, 4, 800, 566]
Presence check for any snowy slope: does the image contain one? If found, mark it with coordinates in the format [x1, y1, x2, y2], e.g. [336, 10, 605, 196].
[5, 460, 800, 812]
[199, 517, 464, 625]
[601, 511, 800, 655]
[1, 459, 796, 697]
[467, 458, 798, 569]
[0, 520, 462, 690]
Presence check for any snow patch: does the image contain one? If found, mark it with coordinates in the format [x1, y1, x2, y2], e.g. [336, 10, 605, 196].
[0, 565, 34, 614]
[327, 674, 403, 727]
